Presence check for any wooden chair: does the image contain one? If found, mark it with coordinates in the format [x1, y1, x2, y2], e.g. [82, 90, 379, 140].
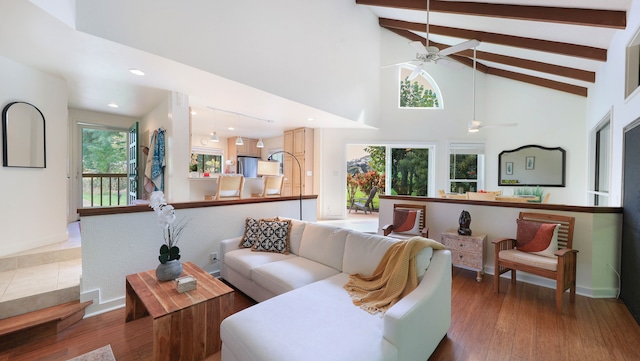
[382, 203, 429, 238]
[349, 186, 377, 214]
[261, 175, 284, 197]
[492, 212, 577, 313]
[207, 175, 244, 201]
[541, 193, 551, 204]
[467, 192, 496, 201]
[437, 189, 446, 198]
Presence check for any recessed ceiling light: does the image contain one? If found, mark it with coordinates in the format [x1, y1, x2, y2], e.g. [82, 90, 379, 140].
[228, 127, 235, 131]
[307, 117, 314, 121]
[129, 68, 145, 76]
[191, 111, 197, 115]
[108, 103, 119, 108]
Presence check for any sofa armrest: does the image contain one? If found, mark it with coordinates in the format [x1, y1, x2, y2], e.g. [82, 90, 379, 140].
[220, 237, 243, 259]
[383, 249, 452, 361]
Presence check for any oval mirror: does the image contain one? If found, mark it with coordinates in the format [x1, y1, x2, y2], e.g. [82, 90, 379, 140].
[2, 102, 46, 168]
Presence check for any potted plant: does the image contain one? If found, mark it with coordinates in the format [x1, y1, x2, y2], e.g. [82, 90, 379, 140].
[149, 191, 188, 281]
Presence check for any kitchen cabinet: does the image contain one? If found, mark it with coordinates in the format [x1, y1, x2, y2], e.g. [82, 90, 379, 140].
[283, 127, 313, 196]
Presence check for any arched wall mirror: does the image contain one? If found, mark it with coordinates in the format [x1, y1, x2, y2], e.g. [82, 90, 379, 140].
[2, 101, 46, 168]
[498, 145, 565, 187]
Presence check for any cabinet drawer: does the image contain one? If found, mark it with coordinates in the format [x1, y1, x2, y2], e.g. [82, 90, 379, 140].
[442, 237, 483, 253]
[450, 250, 482, 270]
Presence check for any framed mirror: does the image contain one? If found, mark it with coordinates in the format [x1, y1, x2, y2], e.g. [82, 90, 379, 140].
[498, 145, 565, 187]
[2, 102, 46, 168]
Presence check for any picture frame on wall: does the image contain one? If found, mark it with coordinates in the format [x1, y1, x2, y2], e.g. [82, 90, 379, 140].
[506, 162, 513, 175]
[526, 156, 535, 170]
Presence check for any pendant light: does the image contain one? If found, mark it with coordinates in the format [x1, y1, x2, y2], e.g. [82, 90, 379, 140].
[468, 47, 480, 133]
[256, 138, 264, 148]
[210, 110, 220, 141]
[235, 136, 244, 145]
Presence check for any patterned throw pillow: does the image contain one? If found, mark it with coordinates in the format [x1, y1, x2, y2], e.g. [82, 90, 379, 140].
[239, 217, 260, 248]
[252, 219, 291, 254]
[516, 219, 560, 258]
[393, 209, 421, 234]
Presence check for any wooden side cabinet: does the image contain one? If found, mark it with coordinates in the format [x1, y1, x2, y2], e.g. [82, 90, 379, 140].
[441, 229, 486, 282]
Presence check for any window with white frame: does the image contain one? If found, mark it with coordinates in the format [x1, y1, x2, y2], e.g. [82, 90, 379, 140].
[399, 66, 443, 109]
[449, 143, 485, 193]
[588, 116, 611, 206]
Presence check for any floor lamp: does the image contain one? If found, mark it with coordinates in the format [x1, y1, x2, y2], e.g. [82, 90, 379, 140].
[267, 151, 302, 220]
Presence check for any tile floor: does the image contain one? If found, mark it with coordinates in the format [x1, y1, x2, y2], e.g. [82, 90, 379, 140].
[0, 222, 82, 303]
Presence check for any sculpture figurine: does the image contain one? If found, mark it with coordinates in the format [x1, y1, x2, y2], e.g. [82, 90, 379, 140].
[458, 210, 472, 235]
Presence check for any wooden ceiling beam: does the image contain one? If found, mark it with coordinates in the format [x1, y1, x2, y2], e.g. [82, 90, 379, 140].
[384, 27, 595, 82]
[380, 18, 607, 61]
[357, 0, 625, 29]
[487, 68, 588, 97]
[384, 27, 588, 97]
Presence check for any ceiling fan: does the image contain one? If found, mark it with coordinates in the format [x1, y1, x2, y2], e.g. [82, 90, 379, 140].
[403, 0, 480, 80]
[468, 47, 518, 132]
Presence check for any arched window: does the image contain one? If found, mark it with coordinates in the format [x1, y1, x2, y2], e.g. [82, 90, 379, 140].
[399, 66, 443, 109]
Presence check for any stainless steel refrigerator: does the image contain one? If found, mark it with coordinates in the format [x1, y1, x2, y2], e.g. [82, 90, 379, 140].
[237, 156, 259, 178]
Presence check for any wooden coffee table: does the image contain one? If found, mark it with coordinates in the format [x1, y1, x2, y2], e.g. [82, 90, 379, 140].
[125, 262, 234, 361]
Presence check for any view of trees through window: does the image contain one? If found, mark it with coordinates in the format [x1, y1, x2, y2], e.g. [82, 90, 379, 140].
[346, 145, 431, 211]
[449, 154, 478, 193]
[82, 127, 128, 207]
[399, 67, 441, 108]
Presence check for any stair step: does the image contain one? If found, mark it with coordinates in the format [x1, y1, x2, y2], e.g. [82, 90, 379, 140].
[0, 300, 92, 339]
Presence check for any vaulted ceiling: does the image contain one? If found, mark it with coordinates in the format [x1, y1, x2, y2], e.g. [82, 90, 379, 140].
[357, 0, 631, 96]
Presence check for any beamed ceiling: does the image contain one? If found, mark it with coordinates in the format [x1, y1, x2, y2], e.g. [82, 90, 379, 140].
[356, 0, 631, 97]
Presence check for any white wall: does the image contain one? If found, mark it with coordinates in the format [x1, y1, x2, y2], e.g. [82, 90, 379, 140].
[75, 0, 381, 127]
[0, 56, 69, 257]
[587, 0, 640, 207]
[379, 198, 622, 298]
[80, 198, 317, 316]
[315, 29, 588, 219]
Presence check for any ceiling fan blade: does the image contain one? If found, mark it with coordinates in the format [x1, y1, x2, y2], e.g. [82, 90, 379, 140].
[408, 64, 423, 80]
[436, 56, 465, 69]
[439, 39, 480, 57]
[409, 41, 427, 54]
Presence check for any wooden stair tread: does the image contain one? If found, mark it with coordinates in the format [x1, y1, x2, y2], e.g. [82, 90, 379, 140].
[0, 300, 92, 337]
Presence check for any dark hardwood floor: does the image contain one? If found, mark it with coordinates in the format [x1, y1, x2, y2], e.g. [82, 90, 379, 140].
[1, 269, 639, 361]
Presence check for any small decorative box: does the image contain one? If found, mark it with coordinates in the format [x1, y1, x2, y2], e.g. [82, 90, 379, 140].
[175, 275, 197, 293]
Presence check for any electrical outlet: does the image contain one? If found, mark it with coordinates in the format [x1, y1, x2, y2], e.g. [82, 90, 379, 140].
[210, 252, 218, 263]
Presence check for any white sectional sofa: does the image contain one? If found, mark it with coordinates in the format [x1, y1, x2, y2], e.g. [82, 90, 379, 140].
[219, 218, 452, 361]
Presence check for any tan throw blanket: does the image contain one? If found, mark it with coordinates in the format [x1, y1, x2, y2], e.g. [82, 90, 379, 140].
[344, 237, 445, 315]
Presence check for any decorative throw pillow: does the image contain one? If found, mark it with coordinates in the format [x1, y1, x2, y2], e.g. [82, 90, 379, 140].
[516, 219, 560, 258]
[393, 209, 421, 234]
[239, 217, 260, 248]
[252, 219, 292, 254]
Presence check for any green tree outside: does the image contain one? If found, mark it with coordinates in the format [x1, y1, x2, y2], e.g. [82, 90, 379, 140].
[400, 77, 439, 108]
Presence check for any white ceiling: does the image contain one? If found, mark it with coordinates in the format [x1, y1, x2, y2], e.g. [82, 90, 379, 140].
[0, 0, 633, 139]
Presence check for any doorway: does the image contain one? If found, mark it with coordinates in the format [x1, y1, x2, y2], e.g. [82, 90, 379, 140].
[622, 119, 640, 324]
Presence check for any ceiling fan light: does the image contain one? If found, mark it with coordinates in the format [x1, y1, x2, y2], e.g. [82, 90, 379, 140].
[256, 138, 264, 148]
[235, 136, 244, 145]
[210, 132, 219, 142]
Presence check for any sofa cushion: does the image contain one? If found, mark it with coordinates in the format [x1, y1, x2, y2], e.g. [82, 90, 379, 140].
[343, 233, 434, 279]
[253, 219, 292, 254]
[224, 248, 295, 279]
[277, 217, 306, 255]
[516, 220, 559, 258]
[220, 273, 398, 361]
[343, 233, 399, 276]
[240, 217, 260, 248]
[298, 223, 350, 271]
[251, 257, 340, 295]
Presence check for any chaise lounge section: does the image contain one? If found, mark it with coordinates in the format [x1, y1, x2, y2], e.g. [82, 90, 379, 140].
[219, 218, 452, 361]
